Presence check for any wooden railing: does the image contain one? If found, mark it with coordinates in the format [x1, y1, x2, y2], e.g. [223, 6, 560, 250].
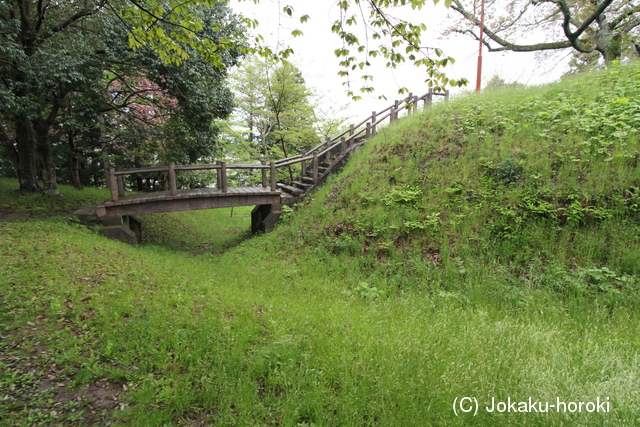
[273, 89, 448, 180]
[106, 161, 277, 202]
[105, 89, 448, 202]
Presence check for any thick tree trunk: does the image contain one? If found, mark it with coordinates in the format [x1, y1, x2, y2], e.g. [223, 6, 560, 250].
[33, 118, 59, 196]
[100, 141, 110, 188]
[0, 129, 20, 179]
[595, 14, 618, 64]
[68, 131, 83, 189]
[15, 116, 41, 192]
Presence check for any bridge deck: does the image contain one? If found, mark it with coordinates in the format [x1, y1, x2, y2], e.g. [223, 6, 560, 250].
[96, 186, 282, 218]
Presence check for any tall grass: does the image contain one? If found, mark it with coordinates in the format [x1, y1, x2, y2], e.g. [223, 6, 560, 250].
[1, 63, 640, 426]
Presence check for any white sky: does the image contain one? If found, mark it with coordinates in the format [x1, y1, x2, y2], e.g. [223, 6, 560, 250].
[231, 0, 571, 119]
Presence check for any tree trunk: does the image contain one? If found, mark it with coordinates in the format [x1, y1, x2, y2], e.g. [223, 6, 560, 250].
[33, 117, 59, 196]
[100, 140, 110, 189]
[595, 15, 618, 64]
[14, 115, 41, 192]
[0, 128, 20, 180]
[68, 130, 83, 189]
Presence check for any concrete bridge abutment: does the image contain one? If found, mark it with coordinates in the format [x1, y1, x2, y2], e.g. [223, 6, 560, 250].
[71, 206, 142, 246]
[251, 204, 283, 233]
[99, 215, 142, 246]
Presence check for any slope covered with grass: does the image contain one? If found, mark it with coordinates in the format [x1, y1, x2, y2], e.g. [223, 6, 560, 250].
[2, 63, 640, 426]
[288, 61, 640, 301]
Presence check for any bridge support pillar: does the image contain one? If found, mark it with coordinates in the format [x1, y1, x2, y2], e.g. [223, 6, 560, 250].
[100, 215, 142, 245]
[71, 207, 142, 246]
[251, 204, 283, 233]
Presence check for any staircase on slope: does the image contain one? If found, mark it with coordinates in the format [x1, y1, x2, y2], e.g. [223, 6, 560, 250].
[274, 89, 448, 201]
[276, 135, 367, 200]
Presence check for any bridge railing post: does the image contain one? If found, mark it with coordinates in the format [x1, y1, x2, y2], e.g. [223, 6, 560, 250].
[108, 167, 118, 202]
[220, 161, 228, 193]
[426, 88, 433, 108]
[261, 160, 267, 188]
[216, 160, 222, 189]
[168, 162, 177, 196]
[394, 100, 399, 120]
[390, 106, 396, 123]
[325, 137, 331, 162]
[116, 168, 125, 198]
[445, 90, 450, 102]
[270, 161, 276, 191]
[371, 111, 377, 135]
[407, 92, 413, 115]
[366, 122, 371, 139]
[301, 158, 307, 177]
[312, 152, 318, 183]
[340, 137, 346, 154]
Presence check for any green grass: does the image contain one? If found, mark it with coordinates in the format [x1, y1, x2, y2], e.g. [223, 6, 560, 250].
[2, 63, 640, 426]
[0, 177, 252, 253]
[140, 207, 253, 253]
[0, 178, 110, 220]
[2, 220, 638, 426]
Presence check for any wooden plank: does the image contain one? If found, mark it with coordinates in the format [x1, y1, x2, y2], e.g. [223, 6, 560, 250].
[174, 164, 220, 171]
[276, 157, 308, 167]
[275, 154, 302, 165]
[227, 163, 270, 169]
[115, 166, 169, 175]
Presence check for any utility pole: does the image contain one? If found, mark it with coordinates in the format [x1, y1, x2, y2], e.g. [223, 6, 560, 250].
[475, 0, 485, 93]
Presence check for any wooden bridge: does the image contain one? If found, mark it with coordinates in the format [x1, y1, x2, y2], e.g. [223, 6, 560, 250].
[95, 90, 447, 244]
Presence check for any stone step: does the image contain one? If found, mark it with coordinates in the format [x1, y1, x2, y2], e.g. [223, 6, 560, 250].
[277, 183, 305, 197]
[301, 176, 315, 185]
[291, 181, 313, 190]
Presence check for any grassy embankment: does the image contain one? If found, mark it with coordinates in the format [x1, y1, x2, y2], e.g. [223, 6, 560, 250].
[2, 62, 640, 426]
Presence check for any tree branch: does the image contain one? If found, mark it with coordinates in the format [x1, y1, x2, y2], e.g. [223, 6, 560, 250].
[451, 0, 577, 52]
[127, 0, 202, 35]
[569, 0, 614, 40]
[610, 3, 640, 29]
[34, 0, 48, 34]
[533, 0, 616, 53]
[48, 7, 98, 36]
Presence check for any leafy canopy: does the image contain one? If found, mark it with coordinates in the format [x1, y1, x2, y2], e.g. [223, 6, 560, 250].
[120, 0, 468, 99]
